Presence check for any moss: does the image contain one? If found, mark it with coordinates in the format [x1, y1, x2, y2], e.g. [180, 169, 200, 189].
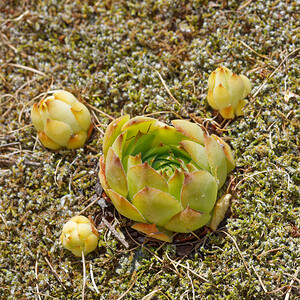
[0, 0, 299, 298]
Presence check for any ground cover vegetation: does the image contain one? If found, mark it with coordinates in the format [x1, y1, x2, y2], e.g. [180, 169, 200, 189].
[0, 0, 299, 298]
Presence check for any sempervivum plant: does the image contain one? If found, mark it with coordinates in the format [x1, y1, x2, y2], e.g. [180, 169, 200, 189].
[31, 90, 93, 150]
[99, 116, 235, 242]
[207, 66, 252, 119]
[61, 216, 99, 257]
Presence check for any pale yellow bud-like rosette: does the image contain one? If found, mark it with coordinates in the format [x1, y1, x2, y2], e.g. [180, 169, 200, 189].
[60, 216, 99, 257]
[207, 66, 252, 119]
[31, 90, 93, 150]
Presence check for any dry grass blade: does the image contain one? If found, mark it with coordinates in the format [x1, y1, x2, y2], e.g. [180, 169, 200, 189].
[84, 102, 115, 120]
[9, 63, 47, 77]
[222, 231, 252, 277]
[77, 196, 100, 215]
[252, 266, 268, 293]
[151, 67, 198, 124]
[141, 290, 159, 300]
[237, 0, 253, 11]
[238, 40, 268, 59]
[0, 10, 29, 27]
[35, 260, 42, 300]
[257, 247, 287, 259]
[284, 266, 300, 300]
[81, 251, 86, 300]
[116, 271, 140, 300]
[165, 252, 209, 284]
[89, 263, 99, 294]
[252, 47, 300, 98]
[102, 218, 129, 248]
[44, 257, 66, 290]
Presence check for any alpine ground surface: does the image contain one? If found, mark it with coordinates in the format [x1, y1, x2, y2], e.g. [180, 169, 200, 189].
[0, 0, 299, 299]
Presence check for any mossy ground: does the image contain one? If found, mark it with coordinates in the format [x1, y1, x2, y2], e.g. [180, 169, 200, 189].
[0, 0, 299, 299]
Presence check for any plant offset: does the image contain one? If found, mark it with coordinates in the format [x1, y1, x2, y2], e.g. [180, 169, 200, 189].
[31, 90, 92, 150]
[99, 116, 234, 242]
[207, 66, 252, 119]
[61, 216, 99, 257]
[0, 0, 299, 299]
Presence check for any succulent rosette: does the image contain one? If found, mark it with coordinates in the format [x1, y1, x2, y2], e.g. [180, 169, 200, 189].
[99, 116, 235, 242]
[31, 90, 93, 150]
[60, 216, 99, 257]
[207, 66, 252, 119]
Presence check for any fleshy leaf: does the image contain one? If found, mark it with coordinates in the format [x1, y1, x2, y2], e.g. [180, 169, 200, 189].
[47, 99, 81, 133]
[204, 134, 228, 189]
[38, 132, 61, 150]
[207, 90, 218, 110]
[143, 143, 170, 161]
[129, 133, 155, 157]
[103, 115, 130, 158]
[105, 147, 128, 197]
[131, 223, 173, 242]
[44, 119, 72, 147]
[132, 187, 182, 227]
[220, 105, 235, 119]
[127, 153, 142, 170]
[167, 169, 184, 202]
[164, 206, 211, 233]
[236, 99, 248, 116]
[71, 101, 91, 131]
[31, 103, 44, 132]
[67, 130, 87, 149]
[98, 155, 110, 192]
[122, 116, 157, 140]
[186, 162, 198, 173]
[108, 189, 146, 223]
[181, 170, 217, 213]
[151, 125, 185, 147]
[180, 140, 210, 171]
[214, 66, 232, 87]
[172, 120, 204, 144]
[228, 73, 244, 109]
[211, 135, 235, 173]
[208, 70, 216, 90]
[210, 194, 231, 231]
[127, 162, 168, 198]
[53, 90, 77, 105]
[111, 132, 127, 159]
[213, 84, 231, 110]
[240, 74, 252, 98]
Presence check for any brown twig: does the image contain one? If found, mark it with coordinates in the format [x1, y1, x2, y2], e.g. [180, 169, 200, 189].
[81, 251, 86, 300]
[222, 231, 252, 277]
[252, 266, 268, 293]
[44, 256, 67, 290]
[151, 67, 198, 124]
[8, 63, 47, 77]
[102, 218, 129, 248]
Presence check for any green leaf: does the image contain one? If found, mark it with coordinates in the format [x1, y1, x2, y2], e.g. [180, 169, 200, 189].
[105, 147, 128, 197]
[172, 119, 204, 144]
[212, 134, 235, 173]
[127, 162, 168, 198]
[181, 170, 217, 213]
[122, 116, 157, 140]
[132, 186, 182, 227]
[180, 140, 210, 171]
[111, 132, 127, 160]
[103, 115, 130, 157]
[108, 189, 146, 223]
[204, 134, 228, 188]
[167, 170, 184, 202]
[164, 206, 211, 233]
[151, 125, 185, 146]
